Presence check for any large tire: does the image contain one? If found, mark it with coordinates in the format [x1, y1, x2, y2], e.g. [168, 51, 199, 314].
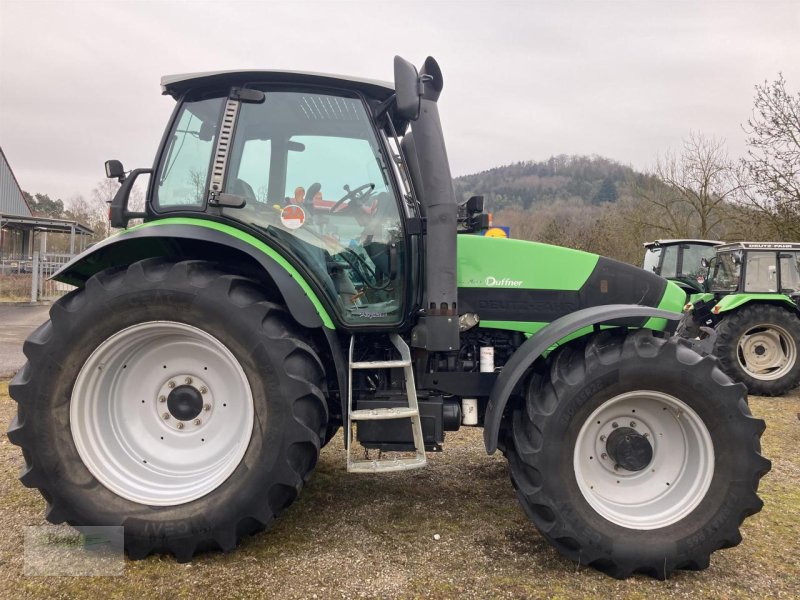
[505, 329, 770, 579]
[714, 303, 800, 396]
[7, 259, 328, 561]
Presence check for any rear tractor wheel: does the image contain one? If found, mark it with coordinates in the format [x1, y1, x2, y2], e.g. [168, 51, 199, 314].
[7, 259, 328, 561]
[714, 303, 800, 396]
[505, 329, 770, 579]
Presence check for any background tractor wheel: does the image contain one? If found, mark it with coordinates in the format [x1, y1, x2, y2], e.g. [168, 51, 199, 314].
[504, 329, 770, 579]
[714, 304, 800, 396]
[7, 259, 328, 561]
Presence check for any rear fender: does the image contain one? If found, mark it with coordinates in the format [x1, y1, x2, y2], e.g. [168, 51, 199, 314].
[483, 304, 681, 454]
[55, 220, 334, 329]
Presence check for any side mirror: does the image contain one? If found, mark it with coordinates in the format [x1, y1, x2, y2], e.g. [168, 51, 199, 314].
[700, 257, 709, 269]
[105, 159, 126, 182]
[394, 56, 421, 121]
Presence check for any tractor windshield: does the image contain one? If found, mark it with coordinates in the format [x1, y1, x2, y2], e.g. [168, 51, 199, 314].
[681, 244, 717, 280]
[780, 252, 800, 294]
[643, 247, 661, 274]
[707, 252, 740, 293]
[155, 89, 407, 326]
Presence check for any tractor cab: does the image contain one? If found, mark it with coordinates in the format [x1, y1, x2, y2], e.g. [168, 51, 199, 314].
[705, 242, 800, 299]
[643, 239, 721, 294]
[151, 73, 416, 328]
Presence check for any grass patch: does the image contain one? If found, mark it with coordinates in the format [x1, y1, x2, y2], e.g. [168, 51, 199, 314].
[0, 379, 797, 599]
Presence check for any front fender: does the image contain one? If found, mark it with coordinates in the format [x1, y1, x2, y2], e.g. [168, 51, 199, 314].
[54, 218, 335, 330]
[483, 304, 681, 454]
[713, 293, 798, 314]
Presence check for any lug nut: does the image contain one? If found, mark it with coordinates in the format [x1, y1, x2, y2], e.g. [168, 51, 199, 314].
[200, 386, 208, 394]
[630, 421, 637, 428]
[600, 435, 606, 442]
[159, 395, 166, 403]
[185, 377, 193, 385]
[601, 453, 608, 460]
[194, 419, 202, 426]
[203, 403, 211, 411]
[643, 433, 649, 438]
[167, 381, 176, 389]
[162, 412, 170, 420]
[612, 422, 618, 428]
[176, 422, 184, 430]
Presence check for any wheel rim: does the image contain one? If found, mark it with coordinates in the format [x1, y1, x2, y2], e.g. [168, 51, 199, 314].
[737, 322, 797, 381]
[71, 321, 255, 506]
[573, 391, 714, 530]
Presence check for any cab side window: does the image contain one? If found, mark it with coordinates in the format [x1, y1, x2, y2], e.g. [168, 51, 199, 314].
[156, 97, 223, 209]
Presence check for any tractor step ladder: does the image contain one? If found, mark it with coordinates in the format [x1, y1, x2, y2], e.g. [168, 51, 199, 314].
[346, 334, 427, 473]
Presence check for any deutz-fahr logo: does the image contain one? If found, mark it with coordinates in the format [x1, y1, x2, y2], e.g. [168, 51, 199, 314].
[485, 276, 523, 287]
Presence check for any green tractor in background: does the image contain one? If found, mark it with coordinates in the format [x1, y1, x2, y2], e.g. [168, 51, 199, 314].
[7, 56, 770, 579]
[681, 242, 800, 396]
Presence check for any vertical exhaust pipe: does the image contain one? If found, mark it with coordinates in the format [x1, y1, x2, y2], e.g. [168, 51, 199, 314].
[394, 56, 460, 351]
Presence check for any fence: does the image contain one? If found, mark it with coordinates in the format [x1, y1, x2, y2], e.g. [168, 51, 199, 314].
[0, 252, 75, 302]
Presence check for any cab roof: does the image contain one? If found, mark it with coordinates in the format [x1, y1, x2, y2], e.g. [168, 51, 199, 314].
[161, 70, 395, 101]
[643, 239, 723, 248]
[716, 241, 800, 252]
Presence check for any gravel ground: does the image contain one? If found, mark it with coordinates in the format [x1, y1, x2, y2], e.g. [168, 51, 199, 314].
[0, 305, 50, 378]
[0, 379, 798, 599]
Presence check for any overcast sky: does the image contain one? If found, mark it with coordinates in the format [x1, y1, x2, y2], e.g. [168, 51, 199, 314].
[1, 0, 798, 204]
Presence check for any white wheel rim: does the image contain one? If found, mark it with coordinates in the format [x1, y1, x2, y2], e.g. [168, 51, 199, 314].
[573, 391, 714, 530]
[737, 322, 797, 381]
[71, 321, 255, 506]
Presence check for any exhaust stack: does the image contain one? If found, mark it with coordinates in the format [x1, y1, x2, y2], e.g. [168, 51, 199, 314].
[394, 56, 460, 351]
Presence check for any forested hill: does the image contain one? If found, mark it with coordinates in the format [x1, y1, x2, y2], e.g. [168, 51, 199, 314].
[453, 154, 640, 210]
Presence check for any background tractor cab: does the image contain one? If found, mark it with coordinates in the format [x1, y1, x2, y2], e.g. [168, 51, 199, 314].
[682, 241, 800, 395]
[643, 239, 722, 294]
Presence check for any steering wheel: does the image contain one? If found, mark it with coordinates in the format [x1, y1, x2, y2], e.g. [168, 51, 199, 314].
[330, 182, 375, 213]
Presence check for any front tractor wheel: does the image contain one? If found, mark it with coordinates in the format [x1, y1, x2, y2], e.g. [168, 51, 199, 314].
[505, 329, 770, 579]
[714, 304, 800, 396]
[8, 259, 328, 561]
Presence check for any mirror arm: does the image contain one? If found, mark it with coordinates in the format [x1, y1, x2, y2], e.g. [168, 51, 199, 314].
[109, 168, 152, 228]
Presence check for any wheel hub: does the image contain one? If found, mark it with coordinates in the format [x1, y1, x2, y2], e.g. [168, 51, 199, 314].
[605, 427, 653, 472]
[167, 385, 204, 421]
[157, 375, 213, 432]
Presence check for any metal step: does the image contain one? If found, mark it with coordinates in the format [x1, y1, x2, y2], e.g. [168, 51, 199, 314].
[346, 333, 427, 473]
[351, 359, 412, 370]
[347, 455, 427, 473]
[350, 407, 419, 421]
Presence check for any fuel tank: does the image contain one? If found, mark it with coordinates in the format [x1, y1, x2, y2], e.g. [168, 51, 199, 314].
[456, 235, 685, 334]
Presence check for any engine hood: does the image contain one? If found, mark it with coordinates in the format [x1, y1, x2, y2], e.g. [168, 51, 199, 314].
[457, 235, 684, 333]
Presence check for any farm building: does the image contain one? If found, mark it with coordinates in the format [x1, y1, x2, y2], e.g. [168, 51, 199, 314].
[0, 146, 92, 270]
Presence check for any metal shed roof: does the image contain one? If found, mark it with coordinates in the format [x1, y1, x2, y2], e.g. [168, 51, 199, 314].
[0, 146, 32, 217]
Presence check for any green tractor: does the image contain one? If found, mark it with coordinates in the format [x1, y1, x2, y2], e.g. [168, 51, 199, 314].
[643, 239, 722, 294]
[8, 57, 769, 579]
[681, 241, 800, 396]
